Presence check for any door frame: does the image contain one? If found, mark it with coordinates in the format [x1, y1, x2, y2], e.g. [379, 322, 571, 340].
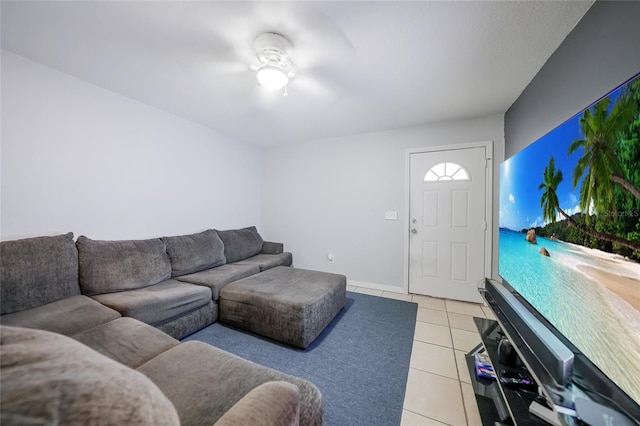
[403, 141, 494, 295]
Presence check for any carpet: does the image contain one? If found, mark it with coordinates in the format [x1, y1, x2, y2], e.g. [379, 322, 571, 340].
[183, 292, 417, 426]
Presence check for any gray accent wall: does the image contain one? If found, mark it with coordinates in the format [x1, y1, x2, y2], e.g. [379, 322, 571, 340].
[505, 0, 640, 159]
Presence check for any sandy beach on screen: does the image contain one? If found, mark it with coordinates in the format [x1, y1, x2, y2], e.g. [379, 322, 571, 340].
[576, 264, 640, 311]
[558, 239, 640, 311]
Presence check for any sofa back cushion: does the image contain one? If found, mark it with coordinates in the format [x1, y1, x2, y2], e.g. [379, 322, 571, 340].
[162, 230, 226, 277]
[0, 325, 180, 426]
[1, 233, 80, 315]
[215, 226, 264, 263]
[77, 236, 171, 295]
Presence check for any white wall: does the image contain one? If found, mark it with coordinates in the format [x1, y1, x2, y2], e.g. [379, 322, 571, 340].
[1, 51, 262, 241]
[1, 49, 504, 292]
[261, 115, 504, 291]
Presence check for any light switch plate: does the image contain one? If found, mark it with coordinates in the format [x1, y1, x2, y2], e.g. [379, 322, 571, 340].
[384, 211, 398, 220]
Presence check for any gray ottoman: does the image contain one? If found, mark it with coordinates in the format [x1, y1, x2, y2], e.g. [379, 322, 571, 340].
[219, 267, 346, 348]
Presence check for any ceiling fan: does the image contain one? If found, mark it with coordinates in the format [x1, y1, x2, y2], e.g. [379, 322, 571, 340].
[251, 32, 296, 96]
[202, 3, 355, 105]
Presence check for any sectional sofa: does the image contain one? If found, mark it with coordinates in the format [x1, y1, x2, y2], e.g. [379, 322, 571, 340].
[1, 226, 291, 339]
[0, 227, 331, 425]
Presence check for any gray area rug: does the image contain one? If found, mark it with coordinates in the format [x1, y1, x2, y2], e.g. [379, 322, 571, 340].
[184, 292, 417, 425]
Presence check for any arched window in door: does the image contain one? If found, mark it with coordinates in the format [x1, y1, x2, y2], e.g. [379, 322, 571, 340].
[424, 162, 470, 182]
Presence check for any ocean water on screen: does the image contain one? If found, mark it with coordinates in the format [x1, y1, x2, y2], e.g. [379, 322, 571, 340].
[498, 228, 640, 405]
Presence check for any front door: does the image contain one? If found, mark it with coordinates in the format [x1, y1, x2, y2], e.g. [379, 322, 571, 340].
[408, 145, 489, 303]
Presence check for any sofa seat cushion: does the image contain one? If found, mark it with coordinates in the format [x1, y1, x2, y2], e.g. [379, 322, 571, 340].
[91, 280, 211, 326]
[73, 317, 179, 369]
[1, 232, 80, 315]
[162, 230, 226, 277]
[77, 236, 171, 295]
[0, 325, 180, 426]
[0, 295, 120, 336]
[214, 381, 300, 426]
[175, 264, 260, 300]
[215, 226, 264, 263]
[137, 341, 323, 426]
[232, 253, 293, 272]
[156, 301, 217, 340]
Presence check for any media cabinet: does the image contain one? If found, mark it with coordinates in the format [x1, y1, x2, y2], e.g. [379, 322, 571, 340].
[466, 317, 554, 426]
[469, 280, 640, 426]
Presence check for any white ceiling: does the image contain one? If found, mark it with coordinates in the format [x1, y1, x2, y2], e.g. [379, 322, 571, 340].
[1, 1, 593, 147]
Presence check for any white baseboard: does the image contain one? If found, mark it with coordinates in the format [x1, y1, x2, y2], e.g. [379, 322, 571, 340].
[347, 279, 407, 294]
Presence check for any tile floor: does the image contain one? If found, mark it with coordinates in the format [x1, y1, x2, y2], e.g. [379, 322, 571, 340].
[347, 285, 496, 426]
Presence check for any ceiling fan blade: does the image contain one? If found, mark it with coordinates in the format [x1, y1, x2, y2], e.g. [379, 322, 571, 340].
[261, 3, 355, 70]
[209, 61, 250, 75]
[290, 74, 340, 103]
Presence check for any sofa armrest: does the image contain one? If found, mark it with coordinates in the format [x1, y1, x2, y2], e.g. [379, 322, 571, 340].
[213, 381, 300, 426]
[261, 241, 284, 255]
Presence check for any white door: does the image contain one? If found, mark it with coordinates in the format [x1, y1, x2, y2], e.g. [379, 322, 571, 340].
[409, 146, 488, 303]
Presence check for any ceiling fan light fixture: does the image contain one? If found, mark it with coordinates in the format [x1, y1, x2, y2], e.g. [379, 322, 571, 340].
[253, 33, 295, 94]
[256, 66, 289, 91]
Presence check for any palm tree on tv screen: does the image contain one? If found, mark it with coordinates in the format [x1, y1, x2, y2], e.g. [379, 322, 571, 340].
[568, 94, 639, 220]
[539, 157, 563, 224]
[534, 78, 640, 256]
[538, 156, 640, 251]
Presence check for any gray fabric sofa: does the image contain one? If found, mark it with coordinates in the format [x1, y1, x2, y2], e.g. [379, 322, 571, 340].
[0, 233, 121, 336]
[80, 226, 292, 339]
[1, 227, 292, 340]
[1, 319, 324, 425]
[76, 234, 218, 339]
[172, 227, 293, 303]
[0, 228, 323, 425]
[74, 317, 323, 425]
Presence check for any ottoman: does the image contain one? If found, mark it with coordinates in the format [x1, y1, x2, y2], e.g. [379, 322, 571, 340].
[219, 267, 346, 348]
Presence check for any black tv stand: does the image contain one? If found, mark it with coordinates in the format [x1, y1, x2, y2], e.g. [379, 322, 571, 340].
[466, 317, 557, 426]
[473, 279, 640, 426]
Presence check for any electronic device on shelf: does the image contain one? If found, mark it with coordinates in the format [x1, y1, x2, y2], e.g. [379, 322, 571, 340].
[497, 337, 518, 367]
[499, 369, 537, 392]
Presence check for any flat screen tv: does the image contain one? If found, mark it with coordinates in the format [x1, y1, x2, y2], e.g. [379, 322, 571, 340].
[498, 72, 640, 422]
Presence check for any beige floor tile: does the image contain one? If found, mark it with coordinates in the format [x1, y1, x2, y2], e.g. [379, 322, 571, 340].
[447, 312, 479, 332]
[451, 328, 482, 352]
[461, 382, 483, 426]
[352, 287, 383, 296]
[401, 410, 448, 426]
[382, 291, 413, 301]
[445, 300, 486, 317]
[413, 322, 453, 348]
[410, 341, 458, 380]
[346, 285, 357, 292]
[481, 305, 496, 320]
[412, 294, 446, 311]
[417, 307, 449, 326]
[455, 350, 472, 384]
[403, 368, 467, 426]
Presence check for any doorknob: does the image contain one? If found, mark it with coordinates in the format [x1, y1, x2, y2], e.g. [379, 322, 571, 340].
[411, 228, 418, 234]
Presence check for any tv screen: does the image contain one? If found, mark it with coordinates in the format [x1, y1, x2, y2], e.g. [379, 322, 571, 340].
[499, 73, 640, 407]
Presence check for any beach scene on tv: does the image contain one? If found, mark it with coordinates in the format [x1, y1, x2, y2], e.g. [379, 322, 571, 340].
[499, 74, 640, 405]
